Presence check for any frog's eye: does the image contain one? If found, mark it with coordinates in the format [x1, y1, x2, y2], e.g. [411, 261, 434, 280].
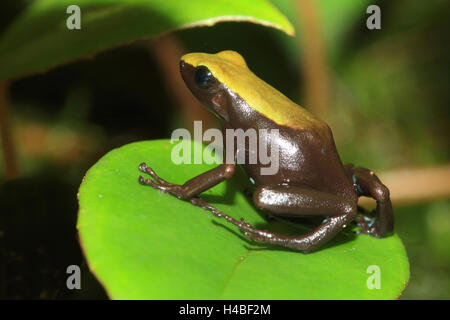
[195, 66, 213, 89]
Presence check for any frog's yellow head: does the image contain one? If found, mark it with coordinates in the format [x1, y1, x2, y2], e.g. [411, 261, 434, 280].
[180, 51, 241, 121]
[180, 50, 325, 130]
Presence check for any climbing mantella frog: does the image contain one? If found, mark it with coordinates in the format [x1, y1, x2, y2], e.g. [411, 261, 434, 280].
[139, 50, 393, 252]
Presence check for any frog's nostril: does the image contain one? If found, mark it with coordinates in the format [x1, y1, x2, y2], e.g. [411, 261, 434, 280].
[179, 60, 186, 72]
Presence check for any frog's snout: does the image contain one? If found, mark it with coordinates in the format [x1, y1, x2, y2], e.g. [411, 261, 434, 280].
[179, 59, 196, 86]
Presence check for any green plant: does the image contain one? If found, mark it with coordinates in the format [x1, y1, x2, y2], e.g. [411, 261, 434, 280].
[78, 140, 409, 299]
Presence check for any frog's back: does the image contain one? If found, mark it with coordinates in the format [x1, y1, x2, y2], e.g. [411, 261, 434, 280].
[182, 51, 329, 135]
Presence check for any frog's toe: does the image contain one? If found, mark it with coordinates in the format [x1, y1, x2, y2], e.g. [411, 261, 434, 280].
[355, 215, 381, 237]
[138, 162, 174, 186]
[139, 175, 168, 192]
[138, 162, 148, 172]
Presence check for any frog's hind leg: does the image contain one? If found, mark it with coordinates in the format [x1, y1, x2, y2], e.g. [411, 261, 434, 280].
[345, 164, 394, 237]
[192, 185, 358, 252]
[245, 185, 358, 252]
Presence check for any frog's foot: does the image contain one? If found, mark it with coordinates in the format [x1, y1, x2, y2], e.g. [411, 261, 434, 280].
[240, 226, 316, 253]
[242, 229, 283, 243]
[355, 215, 381, 238]
[192, 197, 357, 252]
[138, 162, 173, 185]
[190, 198, 271, 236]
[138, 162, 185, 199]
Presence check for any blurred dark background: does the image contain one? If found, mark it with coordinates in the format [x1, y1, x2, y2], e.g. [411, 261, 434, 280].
[0, 0, 449, 299]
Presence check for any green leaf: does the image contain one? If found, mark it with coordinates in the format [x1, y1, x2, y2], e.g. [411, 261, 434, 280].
[78, 139, 409, 299]
[0, 0, 294, 81]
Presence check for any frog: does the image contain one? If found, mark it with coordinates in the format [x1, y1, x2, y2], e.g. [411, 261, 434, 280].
[138, 50, 394, 252]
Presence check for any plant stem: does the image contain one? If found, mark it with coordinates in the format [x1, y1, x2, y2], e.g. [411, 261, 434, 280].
[296, 0, 330, 120]
[359, 165, 450, 208]
[0, 80, 19, 180]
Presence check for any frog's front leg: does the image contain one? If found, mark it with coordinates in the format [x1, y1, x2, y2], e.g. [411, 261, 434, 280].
[138, 162, 236, 200]
[345, 164, 394, 237]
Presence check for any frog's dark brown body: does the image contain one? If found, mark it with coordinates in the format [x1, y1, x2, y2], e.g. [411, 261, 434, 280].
[225, 89, 357, 204]
[138, 52, 394, 252]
